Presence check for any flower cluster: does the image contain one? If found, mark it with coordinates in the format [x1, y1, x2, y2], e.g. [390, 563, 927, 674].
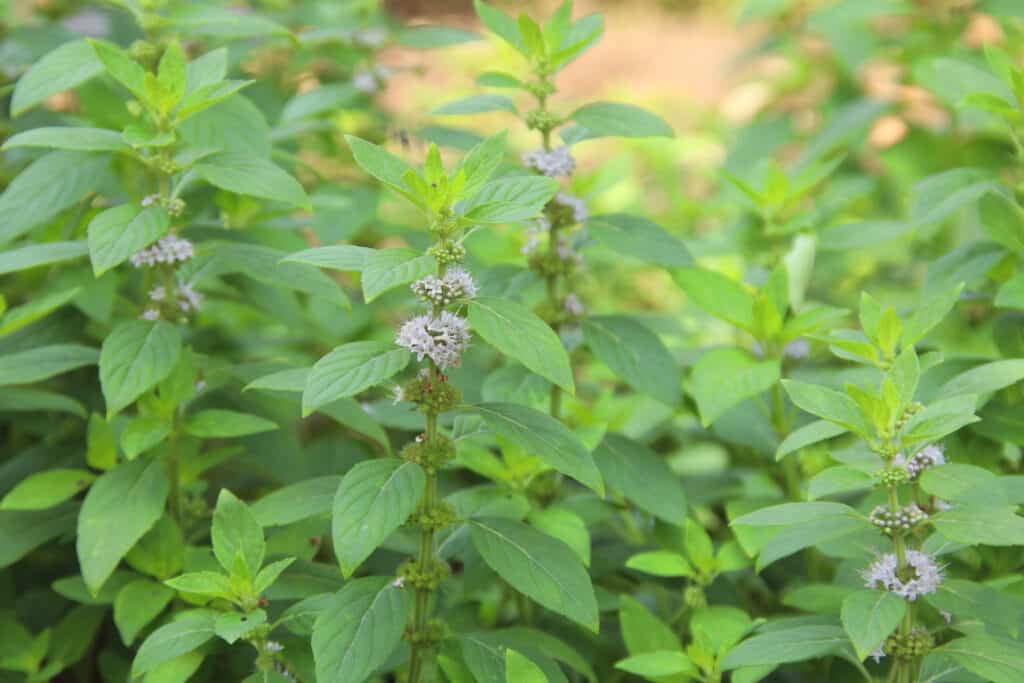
[396, 311, 471, 369]
[411, 267, 477, 307]
[554, 192, 588, 224]
[142, 281, 203, 320]
[862, 550, 943, 600]
[130, 234, 194, 268]
[869, 504, 927, 534]
[522, 146, 576, 177]
[894, 444, 945, 480]
[353, 65, 392, 94]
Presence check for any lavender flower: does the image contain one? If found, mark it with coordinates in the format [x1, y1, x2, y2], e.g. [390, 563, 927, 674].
[862, 550, 943, 600]
[130, 234, 194, 267]
[522, 146, 576, 177]
[563, 293, 585, 317]
[893, 444, 945, 480]
[396, 311, 471, 369]
[411, 267, 477, 306]
[555, 192, 588, 223]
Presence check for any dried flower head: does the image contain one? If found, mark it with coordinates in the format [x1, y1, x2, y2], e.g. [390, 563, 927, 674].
[396, 311, 471, 369]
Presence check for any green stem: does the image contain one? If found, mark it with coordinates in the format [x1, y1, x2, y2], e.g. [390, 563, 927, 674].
[167, 412, 182, 526]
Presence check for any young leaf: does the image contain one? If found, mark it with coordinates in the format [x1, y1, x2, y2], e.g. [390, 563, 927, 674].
[184, 410, 278, 438]
[506, 649, 548, 683]
[332, 459, 425, 578]
[0, 469, 96, 511]
[211, 490, 265, 576]
[196, 154, 309, 208]
[673, 268, 755, 332]
[131, 611, 216, 677]
[434, 94, 517, 115]
[113, 579, 175, 646]
[470, 517, 599, 631]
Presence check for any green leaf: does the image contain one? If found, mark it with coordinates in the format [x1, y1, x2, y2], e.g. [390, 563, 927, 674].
[206, 242, 349, 308]
[673, 268, 755, 331]
[312, 577, 412, 683]
[362, 249, 436, 302]
[251, 476, 341, 527]
[468, 297, 574, 393]
[114, 579, 175, 645]
[88, 205, 170, 276]
[0, 240, 90, 275]
[11, 40, 103, 116]
[781, 379, 872, 436]
[689, 349, 779, 427]
[282, 245, 376, 271]
[156, 41, 187, 112]
[396, 25, 481, 48]
[2, 126, 130, 152]
[569, 102, 673, 138]
[587, 213, 692, 267]
[211, 490, 265, 576]
[0, 344, 98, 386]
[776, 420, 847, 461]
[184, 410, 278, 438]
[625, 551, 694, 578]
[808, 466, 873, 500]
[0, 469, 96, 511]
[474, 1, 527, 53]
[919, 464, 1007, 505]
[99, 320, 182, 417]
[132, 611, 216, 677]
[196, 154, 309, 207]
[938, 634, 1024, 683]
[841, 590, 906, 661]
[163, 571, 233, 598]
[616, 651, 695, 677]
[303, 341, 411, 416]
[215, 609, 267, 645]
[345, 135, 418, 203]
[506, 649, 548, 683]
[583, 315, 680, 405]
[937, 359, 1024, 397]
[0, 151, 108, 245]
[979, 192, 1024, 252]
[910, 168, 996, 226]
[332, 459, 425, 577]
[721, 625, 849, 669]
[593, 434, 687, 525]
[756, 515, 872, 570]
[434, 94, 517, 115]
[455, 131, 508, 198]
[732, 502, 856, 526]
[528, 507, 591, 566]
[472, 402, 603, 495]
[77, 458, 169, 594]
[90, 39, 148, 102]
[932, 506, 1024, 546]
[459, 176, 559, 223]
[121, 417, 171, 459]
[470, 517, 598, 631]
[0, 287, 81, 337]
[0, 388, 85, 418]
[0, 504, 78, 569]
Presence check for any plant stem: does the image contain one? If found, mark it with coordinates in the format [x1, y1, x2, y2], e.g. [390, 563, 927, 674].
[408, 398, 438, 683]
[167, 410, 182, 525]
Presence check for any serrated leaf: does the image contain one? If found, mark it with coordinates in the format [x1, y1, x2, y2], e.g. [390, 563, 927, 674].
[303, 342, 410, 416]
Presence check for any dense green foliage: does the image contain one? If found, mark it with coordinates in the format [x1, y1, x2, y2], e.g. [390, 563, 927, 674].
[2, 0, 1024, 682]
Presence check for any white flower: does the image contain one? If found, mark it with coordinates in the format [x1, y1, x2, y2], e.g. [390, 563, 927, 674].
[141, 193, 160, 208]
[411, 267, 477, 306]
[353, 70, 378, 93]
[522, 146, 576, 177]
[263, 641, 284, 653]
[392, 384, 405, 405]
[862, 550, 943, 600]
[563, 293, 585, 317]
[148, 286, 166, 301]
[177, 282, 202, 313]
[521, 217, 551, 255]
[391, 576, 405, 588]
[130, 234, 194, 268]
[396, 311, 471, 369]
[893, 444, 945, 480]
[141, 308, 160, 320]
[783, 338, 811, 359]
[555, 192, 588, 223]
[870, 645, 885, 663]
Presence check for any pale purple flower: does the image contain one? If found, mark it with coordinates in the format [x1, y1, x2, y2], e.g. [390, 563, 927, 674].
[411, 267, 477, 306]
[563, 293, 585, 317]
[130, 235, 194, 267]
[141, 308, 160, 320]
[555, 192, 588, 223]
[870, 645, 885, 663]
[396, 311, 471, 369]
[141, 194, 160, 208]
[863, 550, 943, 600]
[893, 444, 945, 480]
[522, 146, 576, 177]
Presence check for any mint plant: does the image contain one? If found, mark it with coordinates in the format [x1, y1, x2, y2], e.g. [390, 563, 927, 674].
[2, 1, 1024, 682]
